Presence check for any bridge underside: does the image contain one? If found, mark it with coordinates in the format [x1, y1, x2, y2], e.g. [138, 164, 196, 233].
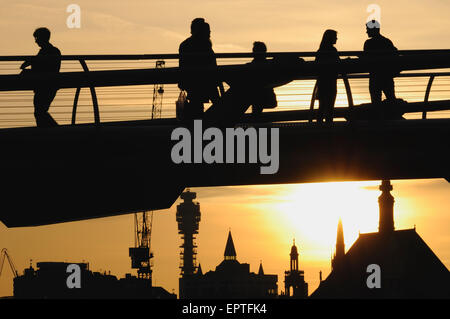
[0, 119, 448, 227]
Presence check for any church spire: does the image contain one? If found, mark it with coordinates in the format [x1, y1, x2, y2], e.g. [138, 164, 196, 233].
[224, 230, 237, 261]
[378, 180, 395, 234]
[336, 218, 345, 258]
[332, 218, 345, 271]
[258, 261, 264, 275]
[197, 263, 203, 276]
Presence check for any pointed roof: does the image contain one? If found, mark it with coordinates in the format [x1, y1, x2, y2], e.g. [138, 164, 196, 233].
[197, 263, 203, 276]
[258, 261, 264, 275]
[313, 181, 450, 298]
[332, 218, 346, 271]
[312, 229, 450, 298]
[224, 231, 237, 259]
[336, 218, 345, 256]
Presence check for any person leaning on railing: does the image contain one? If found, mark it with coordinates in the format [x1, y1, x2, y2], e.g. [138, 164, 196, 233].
[363, 20, 399, 105]
[315, 29, 340, 124]
[248, 41, 277, 115]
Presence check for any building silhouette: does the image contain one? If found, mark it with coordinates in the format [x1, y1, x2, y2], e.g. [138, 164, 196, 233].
[331, 218, 345, 272]
[13, 262, 176, 299]
[283, 240, 308, 298]
[176, 189, 201, 298]
[179, 231, 278, 299]
[311, 180, 450, 299]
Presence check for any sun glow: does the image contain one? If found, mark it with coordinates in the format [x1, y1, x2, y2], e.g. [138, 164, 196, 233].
[267, 182, 381, 252]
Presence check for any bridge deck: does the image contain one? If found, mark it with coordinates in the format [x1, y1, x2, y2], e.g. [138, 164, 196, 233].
[0, 117, 448, 227]
[0, 52, 449, 227]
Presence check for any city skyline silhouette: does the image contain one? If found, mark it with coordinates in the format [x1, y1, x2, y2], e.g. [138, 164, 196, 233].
[2, 180, 449, 298]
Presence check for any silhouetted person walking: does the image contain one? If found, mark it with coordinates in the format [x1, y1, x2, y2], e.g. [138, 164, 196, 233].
[20, 27, 61, 127]
[315, 29, 340, 123]
[363, 20, 398, 105]
[249, 41, 277, 115]
[179, 18, 224, 120]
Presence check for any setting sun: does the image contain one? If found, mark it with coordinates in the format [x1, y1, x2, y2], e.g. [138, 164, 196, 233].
[275, 182, 380, 247]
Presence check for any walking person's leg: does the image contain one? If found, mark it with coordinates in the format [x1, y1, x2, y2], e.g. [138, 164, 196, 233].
[186, 90, 204, 120]
[382, 77, 396, 101]
[369, 77, 382, 105]
[317, 98, 325, 123]
[325, 92, 336, 123]
[33, 89, 58, 127]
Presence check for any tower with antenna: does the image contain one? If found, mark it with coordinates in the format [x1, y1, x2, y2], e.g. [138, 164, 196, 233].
[176, 189, 201, 279]
[284, 239, 308, 298]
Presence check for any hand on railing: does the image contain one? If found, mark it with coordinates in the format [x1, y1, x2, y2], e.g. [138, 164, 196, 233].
[20, 60, 31, 70]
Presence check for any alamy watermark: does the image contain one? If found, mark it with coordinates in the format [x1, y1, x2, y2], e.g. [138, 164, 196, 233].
[366, 263, 381, 289]
[170, 120, 279, 174]
[366, 4, 381, 28]
[66, 263, 81, 288]
[66, 4, 81, 29]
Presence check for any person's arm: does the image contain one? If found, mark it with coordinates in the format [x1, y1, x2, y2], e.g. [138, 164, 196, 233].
[358, 40, 372, 60]
[334, 47, 341, 62]
[218, 81, 225, 96]
[55, 49, 62, 72]
[334, 48, 344, 77]
[178, 44, 186, 90]
[210, 48, 225, 95]
[178, 44, 185, 68]
[20, 59, 32, 70]
[361, 41, 369, 57]
[390, 40, 398, 53]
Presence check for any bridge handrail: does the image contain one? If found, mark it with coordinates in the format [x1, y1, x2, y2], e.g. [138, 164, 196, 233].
[2, 52, 450, 126]
[1, 49, 450, 61]
[306, 71, 450, 118]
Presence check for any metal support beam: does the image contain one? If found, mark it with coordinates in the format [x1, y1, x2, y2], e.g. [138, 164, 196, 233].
[423, 75, 435, 119]
[76, 59, 100, 125]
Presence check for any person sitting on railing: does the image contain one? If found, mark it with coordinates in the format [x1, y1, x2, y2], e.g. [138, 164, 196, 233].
[20, 27, 61, 128]
[363, 20, 399, 105]
[178, 18, 224, 120]
[315, 29, 340, 123]
[248, 41, 277, 115]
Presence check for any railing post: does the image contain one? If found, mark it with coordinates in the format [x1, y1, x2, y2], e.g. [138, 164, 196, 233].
[71, 87, 81, 125]
[423, 74, 435, 119]
[73, 59, 100, 125]
[309, 81, 318, 123]
[342, 74, 354, 108]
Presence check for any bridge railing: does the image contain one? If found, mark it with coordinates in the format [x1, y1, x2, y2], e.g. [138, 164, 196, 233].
[306, 71, 450, 122]
[0, 51, 450, 128]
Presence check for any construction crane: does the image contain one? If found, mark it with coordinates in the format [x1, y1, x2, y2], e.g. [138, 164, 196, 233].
[0, 248, 19, 279]
[151, 60, 165, 118]
[129, 212, 154, 281]
[128, 60, 165, 285]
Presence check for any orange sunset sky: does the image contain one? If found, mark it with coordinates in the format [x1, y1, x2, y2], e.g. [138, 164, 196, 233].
[1, 0, 450, 297]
